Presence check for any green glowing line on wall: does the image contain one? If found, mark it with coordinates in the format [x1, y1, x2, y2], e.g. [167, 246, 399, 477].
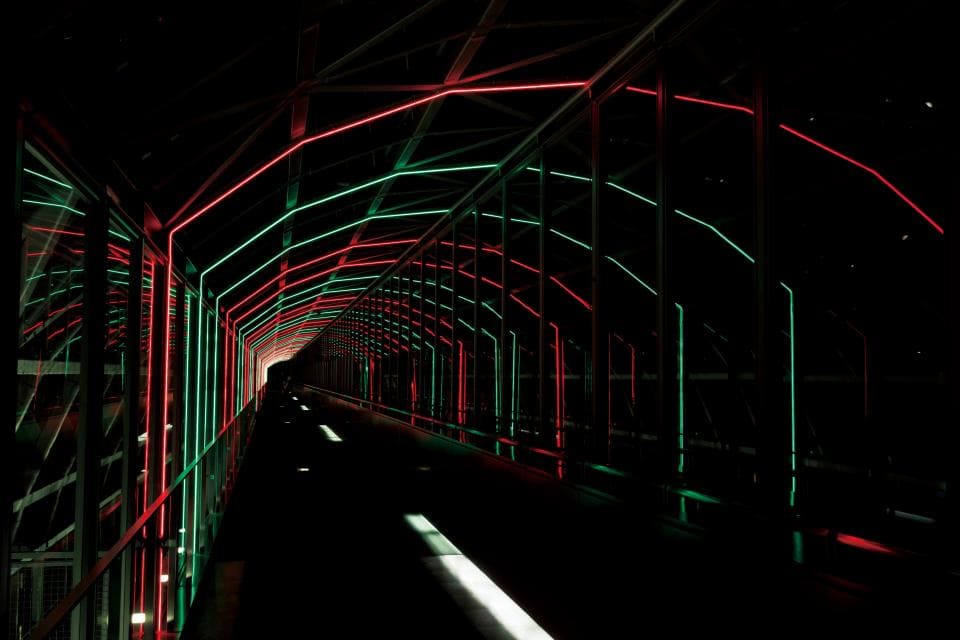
[676, 302, 685, 474]
[24, 168, 74, 190]
[781, 282, 797, 495]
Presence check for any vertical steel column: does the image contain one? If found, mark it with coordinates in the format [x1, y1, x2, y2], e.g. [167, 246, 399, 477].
[473, 207, 480, 427]
[754, 54, 788, 514]
[591, 101, 610, 463]
[943, 162, 960, 562]
[144, 251, 168, 639]
[655, 58, 678, 479]
[538, 153, 549, 442]
[451, 221, 459, 424]
[3, 104, 24, 636]
[114, 238, 143, 640]
[73, 191, 108, 638]
[499, 180, 510, 438]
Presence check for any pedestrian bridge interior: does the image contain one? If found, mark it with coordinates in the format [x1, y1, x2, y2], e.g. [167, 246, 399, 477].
[6, 0, 958, 637]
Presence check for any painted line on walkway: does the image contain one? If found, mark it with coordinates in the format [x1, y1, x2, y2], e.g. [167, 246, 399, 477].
[318, 424, 343, 443]
[404, 513, 553, 640]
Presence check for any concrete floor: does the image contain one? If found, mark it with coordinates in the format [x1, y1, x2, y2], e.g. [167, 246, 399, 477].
[181, 386, 957, 638]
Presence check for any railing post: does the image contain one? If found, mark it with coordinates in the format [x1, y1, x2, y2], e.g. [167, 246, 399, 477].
[73, 188, 108, 639]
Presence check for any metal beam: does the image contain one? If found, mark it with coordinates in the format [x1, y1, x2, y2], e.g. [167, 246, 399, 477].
[458, 21, 639, 85]
[309, 0, 693, 344]
[591, 101, 609, 463]
[312, 0, 448, 81]
[366, 0, 508, 218]
[754, 49, 788, 514]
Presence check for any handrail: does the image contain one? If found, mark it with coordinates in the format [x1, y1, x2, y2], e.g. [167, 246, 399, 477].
[29, 410, 255, 639]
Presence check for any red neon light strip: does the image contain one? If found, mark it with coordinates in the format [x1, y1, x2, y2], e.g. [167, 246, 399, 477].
[171, 82, 583, 235]
[226, 240, 413, 314]
[26, 225, 84, 237]
[229, 262, 390, 324]
[549, 275, 591, 311]
[174, 84, 586, 420]
[509, 293, 540, 318]
[777, 124, 943, 234]
[836, 533, 896, 555]
[625, 85, 942, 234]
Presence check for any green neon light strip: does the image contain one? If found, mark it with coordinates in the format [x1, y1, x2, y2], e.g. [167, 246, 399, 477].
[482, 301, 502, 319]
[243, 309, 342, 345]
[206, 204, 458, 424]
[673, 209, 755, 264]
[205, 164, 491, 287]
[24, 168, 74, 190]
[480, 212, 538, 225]
[203, 163, 491, 424]
[247, 317, 320, 351]
[22, 199, 86, 217]
[604, 181, 657, 206]
[782, 282, 797, 495]
[250, 324, 325, 351]
[217, 209, 446, 301]
[181, 294, 192, 575]
[605, 256, 657, 295]
[550, 228, 591, 251]
[676, 302, 685, 474]
[238, 284, 370, 336]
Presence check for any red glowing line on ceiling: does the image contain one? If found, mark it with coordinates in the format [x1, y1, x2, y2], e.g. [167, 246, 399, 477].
[244, 303, 347, 343]
[509, 293, 539, 318]
[777, 124, 943, 234]
[164, 82, 585, 432]
[549, 275, 591, 311]
[26, 225, 84, 236]
[625, 85, 942, 234]
[229, 263, 390, 325]
[225, 240, 413, 313]
[171, 82, 583, 234]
